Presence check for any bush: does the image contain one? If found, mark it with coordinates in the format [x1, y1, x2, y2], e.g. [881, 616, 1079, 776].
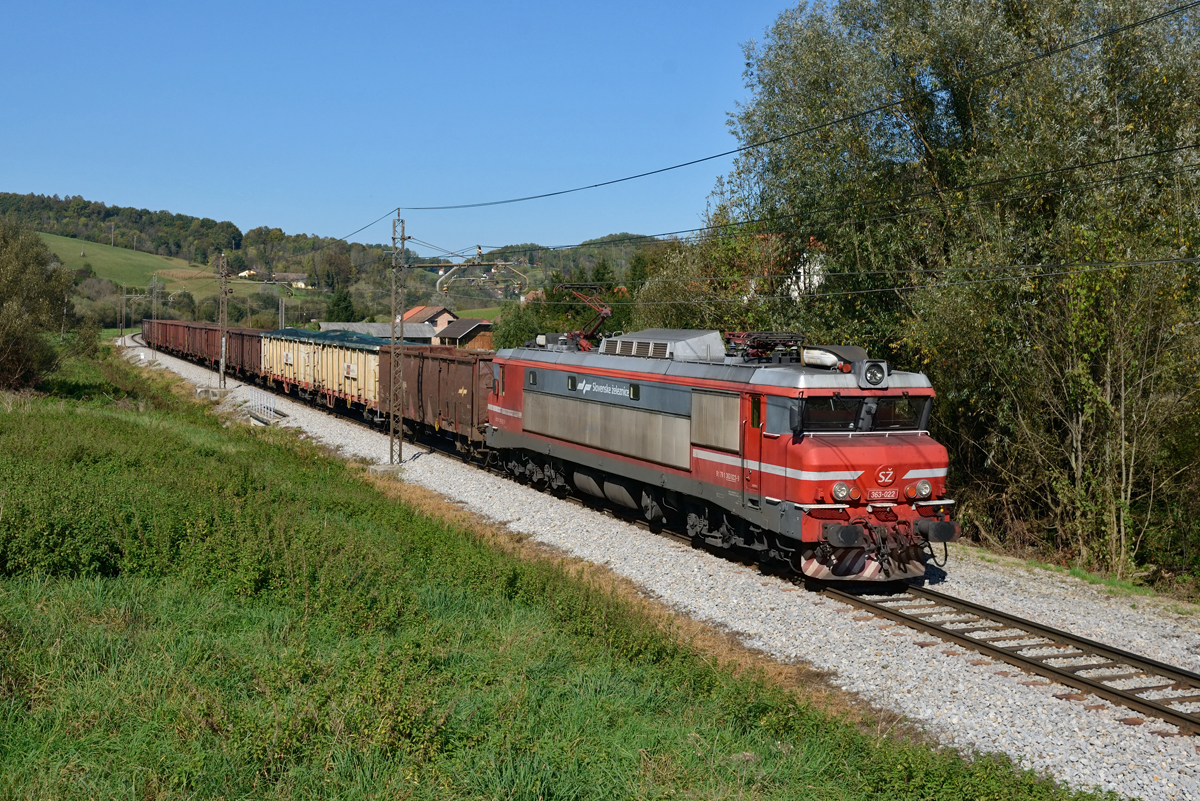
[0, 219, 73, 388]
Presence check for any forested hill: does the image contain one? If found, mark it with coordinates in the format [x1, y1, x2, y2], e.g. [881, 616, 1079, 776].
[0, 192, 243, 264]
[0, 192, 451, 281]
[483, 233, 658, 280]
[0, 192, 658, 285]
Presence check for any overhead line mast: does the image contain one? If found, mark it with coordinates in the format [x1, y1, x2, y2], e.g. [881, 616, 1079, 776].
[218, 253, 229, 389]
[389, 213, 410, 466]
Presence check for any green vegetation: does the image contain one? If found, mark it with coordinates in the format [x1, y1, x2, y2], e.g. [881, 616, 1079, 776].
[40, 231, 194, 286]
[456, 305, 501, 320]
[618, 0, 1200, 583]
[0, 351, 1103, 799]
[0, 219, 79, 388]
[40, 232, 273, 299]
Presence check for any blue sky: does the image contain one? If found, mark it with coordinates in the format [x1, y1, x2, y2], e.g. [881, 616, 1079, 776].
[2, 1, 790, 260]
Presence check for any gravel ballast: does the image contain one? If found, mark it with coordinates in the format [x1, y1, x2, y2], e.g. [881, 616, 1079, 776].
[124, 340, 1200, 799]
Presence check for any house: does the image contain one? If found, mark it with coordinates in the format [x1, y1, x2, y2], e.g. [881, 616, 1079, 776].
[237, 269, 258, 279]
[290, 280, 308, 289]
[402, 305, 458, 331]
[318, 322, 436, 344]
[434, 318, 493, 350]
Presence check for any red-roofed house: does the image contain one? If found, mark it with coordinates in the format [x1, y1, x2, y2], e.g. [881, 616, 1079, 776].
[401, 305, 458, 330]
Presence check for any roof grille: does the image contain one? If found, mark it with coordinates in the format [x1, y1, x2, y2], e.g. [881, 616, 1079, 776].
[600, 337, 674, 359]
[595, 330, 726, 363]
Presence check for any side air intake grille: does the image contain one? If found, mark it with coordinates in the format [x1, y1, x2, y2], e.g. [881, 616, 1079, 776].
[600, 339, 619, 354]
[634, 341, 651, 357]
[650, 342, 669, 359]
[618, 340, 635, 356]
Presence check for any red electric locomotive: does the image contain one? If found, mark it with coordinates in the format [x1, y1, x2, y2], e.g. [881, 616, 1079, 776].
[487, 329, 960, 582]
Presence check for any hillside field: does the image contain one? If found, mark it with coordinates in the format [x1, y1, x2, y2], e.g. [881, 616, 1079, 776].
[40, 232, 291, 299]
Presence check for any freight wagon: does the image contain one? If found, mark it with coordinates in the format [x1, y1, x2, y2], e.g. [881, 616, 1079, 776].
[141, 320, 494, 455]
[142, 319, 261, 375]
[139, 320, 960, 582]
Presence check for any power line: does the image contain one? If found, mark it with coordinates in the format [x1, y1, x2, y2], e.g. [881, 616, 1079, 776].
[473, 146, 1200, 259]
[397, 2, 1200, 211]
[439, 255, 1200, 306]
[173, 154, 1198, 304]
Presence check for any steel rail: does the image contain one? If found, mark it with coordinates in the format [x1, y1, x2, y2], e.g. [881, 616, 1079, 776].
[824, 586, 1200, 733]
[133, 331, 1200, 735]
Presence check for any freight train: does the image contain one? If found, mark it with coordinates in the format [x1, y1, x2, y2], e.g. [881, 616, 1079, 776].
[141, 320, 960, 582]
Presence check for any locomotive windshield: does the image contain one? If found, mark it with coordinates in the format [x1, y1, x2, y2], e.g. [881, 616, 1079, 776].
[802, 397, 863, 430]
[799, 396, 930, 432]
[871, 396, 928, 430]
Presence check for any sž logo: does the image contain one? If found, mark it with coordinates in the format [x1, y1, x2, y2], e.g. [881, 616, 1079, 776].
[875, 465, 895, 486]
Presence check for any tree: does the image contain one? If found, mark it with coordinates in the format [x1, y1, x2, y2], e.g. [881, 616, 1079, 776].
[589, 256, 615, 287]
[0, 219, 73, 387]
[325, 288, 357, 323]
[492, 303, 544, 349]
[679, 0, 1200, 572]
[321, 248, 354, 289]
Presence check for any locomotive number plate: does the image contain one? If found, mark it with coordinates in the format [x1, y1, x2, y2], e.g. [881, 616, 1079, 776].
[867, 489, 899, 501]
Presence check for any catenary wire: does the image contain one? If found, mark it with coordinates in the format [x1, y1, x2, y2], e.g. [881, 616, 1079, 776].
[396, 2, 1200, 211]
[469, 147, 1200, 261]
[166, 155, 1197, 302]
[436, 255, 1200, 306]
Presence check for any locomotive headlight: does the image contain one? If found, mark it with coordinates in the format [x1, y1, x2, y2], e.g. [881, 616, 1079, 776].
[915, 479, 933, 499]
[864, 363, 886, 386]
[831, 481, 851, 502]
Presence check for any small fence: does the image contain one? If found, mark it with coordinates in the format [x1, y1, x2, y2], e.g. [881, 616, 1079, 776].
[246, 389, 280, 425]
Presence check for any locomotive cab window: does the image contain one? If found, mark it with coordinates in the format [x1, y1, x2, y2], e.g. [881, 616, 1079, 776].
[751, 396, 762, 428]
[871, 396, 928, 431]
[803, 397, 863, 431]
[567, 375, 577, 391]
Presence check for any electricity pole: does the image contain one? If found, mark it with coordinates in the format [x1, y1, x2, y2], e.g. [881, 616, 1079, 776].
[218, 253, 229, 388]
[118, 284, 146, 345]
[389, 213, 410, 465]
[150, 274, 158, 357]
[279, 296, 285, 329]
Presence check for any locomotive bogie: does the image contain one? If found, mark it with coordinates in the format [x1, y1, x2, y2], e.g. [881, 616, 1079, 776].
[487, 329, 961, 582]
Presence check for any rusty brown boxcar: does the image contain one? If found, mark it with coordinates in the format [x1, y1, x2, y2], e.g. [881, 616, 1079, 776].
[379, 345, 494, 448]
[142, 319, 263, 375]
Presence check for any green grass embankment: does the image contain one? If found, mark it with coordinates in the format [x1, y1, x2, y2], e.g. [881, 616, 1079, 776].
[40, 232, 275, 299]
[0, 352, 1108, 799]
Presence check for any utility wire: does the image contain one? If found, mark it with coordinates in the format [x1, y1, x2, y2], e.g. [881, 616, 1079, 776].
[472, 145, 1200, 259]
[397, 2, 1200, 211]
[176, 155, 1197, 301]
[437, 255, 1200, 305]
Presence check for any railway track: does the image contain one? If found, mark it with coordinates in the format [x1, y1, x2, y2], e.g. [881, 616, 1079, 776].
[828, 585, 1200, 734]
[125, 337, 1200, 735]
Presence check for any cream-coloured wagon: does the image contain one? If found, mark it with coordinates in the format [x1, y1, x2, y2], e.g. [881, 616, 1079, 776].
[261, 329, 383, 409]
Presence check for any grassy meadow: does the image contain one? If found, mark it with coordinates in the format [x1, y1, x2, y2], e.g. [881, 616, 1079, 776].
[0, 351, 1107, 800]
[456, 306, 502, 320]
[40, 232, 282, 299]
